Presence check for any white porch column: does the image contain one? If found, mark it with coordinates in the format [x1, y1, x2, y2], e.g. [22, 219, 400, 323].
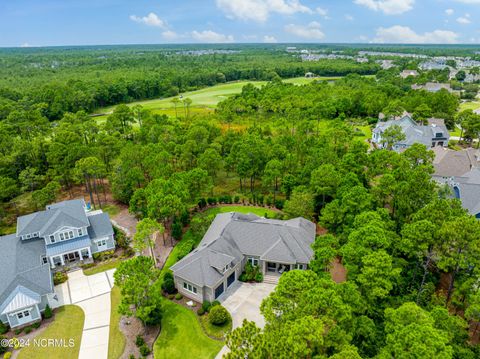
[60, 255, 65, 266]
[87, 247, 92, 258]
[49, 256, 56, 269]
[78, 250, 83, 260]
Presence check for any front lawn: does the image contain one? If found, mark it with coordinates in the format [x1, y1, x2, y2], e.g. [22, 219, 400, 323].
[83, 258, 122, 276]
[108, 286, 126, 359]
[17, 305, 84, 359]
[199, 313, 232, 340]
[154, 299, 223, 359]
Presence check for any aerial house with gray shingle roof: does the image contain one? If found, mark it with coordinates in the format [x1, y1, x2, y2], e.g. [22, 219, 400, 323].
[0, 199, 115, 328]
[170, 212, 316, 302]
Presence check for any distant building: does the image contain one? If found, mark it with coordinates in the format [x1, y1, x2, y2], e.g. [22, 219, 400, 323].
[400, 70, 419, 78]
[305, 72, 315, 78]
[411, 82, 453, 93]
[377, 60, 395, 70]
[372, 114, 450, 152]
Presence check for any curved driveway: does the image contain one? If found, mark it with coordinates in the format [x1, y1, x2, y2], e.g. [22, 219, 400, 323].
[50, 269, 115, 359]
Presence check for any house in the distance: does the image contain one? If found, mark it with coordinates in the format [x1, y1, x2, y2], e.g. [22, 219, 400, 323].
[411, 82, 453, 93]
[170, 213, 315, 302]
[0, 199, 114, 328]
[400, 70, 419, 78]
[372, 114, 450, 152]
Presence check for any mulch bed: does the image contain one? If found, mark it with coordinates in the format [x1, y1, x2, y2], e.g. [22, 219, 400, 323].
[118, 315, 160, 359]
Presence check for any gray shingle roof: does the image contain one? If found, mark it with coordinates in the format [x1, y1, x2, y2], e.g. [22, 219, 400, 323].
[0, 235, 53, 311]
[171, 212, 316, 287]
[87, 212, 114, 239]
[433, 147, 480, 177]
[17, 199, 89, 237]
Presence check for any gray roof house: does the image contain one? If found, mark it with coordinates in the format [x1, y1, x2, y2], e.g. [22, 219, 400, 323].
[0, 199, 115, 328]
[434, 167, 480, 218]
[432, 147, 480, 178]
[171, 212, 316, 302]
[372, 115, 450, 152]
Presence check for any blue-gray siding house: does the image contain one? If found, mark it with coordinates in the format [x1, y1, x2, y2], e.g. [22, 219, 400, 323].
[0, 199, 115, 328]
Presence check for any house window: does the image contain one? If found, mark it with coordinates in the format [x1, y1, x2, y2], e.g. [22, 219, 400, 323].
[26, 234, 31, 239]
[97, 239, 107, 247]
[17, 310, 30, 320]
[294, 264, 306, 270]
[41, 255, 48, 265]
[183, 282, 197, 294]
[247, 257, 259, 267]
[60, 231, 75, 241]
[78, 228, 83, 236]
[33, 232, 38, 237]
[50, 235, 55, 243]
[60, 233, 64, 241]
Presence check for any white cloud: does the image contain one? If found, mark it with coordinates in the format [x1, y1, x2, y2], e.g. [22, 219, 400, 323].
[316, 7, 328, 17]
[445, 9, 454, 15]
[130, 12, 166, 28]
[162, 30, 180, 41]
[216, 0, 312, 22]
[191, 30, 234, 43]
[373, 25, 458, 44]
[354, 0, 415, 15]
[457, 16, 471, 24]
[284, 21, 325, 40]
[20, 42, 30, 48]
[345, 14, 354, 20]
[263, 35, 278, 43]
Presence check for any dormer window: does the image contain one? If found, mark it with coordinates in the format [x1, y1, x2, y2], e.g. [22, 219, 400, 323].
[41, 255, 48, 265]
[50, 235, 55, 243]
[26, 234, 31, 239]
[78, 228, 83, 236]
[223, 264, 230, 272]
[60, 230, 75, 241]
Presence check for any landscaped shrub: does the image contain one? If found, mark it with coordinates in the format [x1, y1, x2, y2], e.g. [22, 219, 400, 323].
[144, 306, 163, 326]
[0, 336, 6, 354]
[3, 352, 12, 359]
[255, 272, 263, 283]
[14, 329, 22, 335]
[176, 239, 195, 260]
[139, 344, 151, 356]
[172, 221, 182, 241]
[202, 301, 212, 312]
[239, 273, 247, 282]
[175, 293, 183, 300]
[135, 335, 145, 347]
[24, 327, 32, 334]
[211, 300, 220, 307]
[240, 262, 262, 282]
[198, 198, 207, 208]
[81, 263, 95, 270]
[162, 277, 176, 294]
[197, 308, 205, 316]
[43, 304, 53, 319]
[32, 322, 40, 329]
[233, 196, 240, 203]
[180, 210, 190, 226]
[128, 355, 135, 359]
[168, 294, 175, 300]
[114, 226, 130, 248]
[208, 305, 231, 326]
[207, 197, 217, 205]
[0, 322, 7, 334]
[274, 199, 284, 210]
[53, 272, 68, 285]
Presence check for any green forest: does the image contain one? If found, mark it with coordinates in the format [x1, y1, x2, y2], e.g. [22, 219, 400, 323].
[1, 45, 480, 358]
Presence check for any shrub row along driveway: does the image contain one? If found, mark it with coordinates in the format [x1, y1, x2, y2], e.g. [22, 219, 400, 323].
[52, 269, 115, 359]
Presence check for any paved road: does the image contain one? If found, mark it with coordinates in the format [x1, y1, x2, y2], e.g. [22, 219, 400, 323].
[51, 269, 115, 359]
[215, 282, 276, 359]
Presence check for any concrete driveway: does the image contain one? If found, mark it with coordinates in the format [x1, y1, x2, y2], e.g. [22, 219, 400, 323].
[215, 281, 276, 359]
[52, 269, 115, 359]
[220, 281, 276, 329]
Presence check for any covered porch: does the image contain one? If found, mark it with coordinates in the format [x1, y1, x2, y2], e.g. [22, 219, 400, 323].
[264, 261, 293, 276]
[46, 236, 93, 269]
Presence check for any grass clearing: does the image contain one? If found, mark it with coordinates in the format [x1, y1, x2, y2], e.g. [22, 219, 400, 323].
[108, 286, 126, 359]
[17, 305, 84, 359]
[83, 258, 122, 276]
[101, 204, 122, 217]
[459, 101, 480, 112]
[203, 205, 279, 218]
[199, 313, 232, 340]
[154, 299, 223, 359]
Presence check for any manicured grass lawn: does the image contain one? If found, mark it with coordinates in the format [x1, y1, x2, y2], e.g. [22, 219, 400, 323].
[459, 101, 480, 112]
[108, 286, 126, 359]
[83, 258, 122, 276]
[154, 299, 223, 359]
[199, 313, 232, 340]
[101, 204, 122, 217]
[17, 305, 84, 359]
[204, 205, 279, 218]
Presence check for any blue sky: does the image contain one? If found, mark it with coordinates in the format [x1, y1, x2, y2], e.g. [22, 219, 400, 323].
[0, 0, 480, 47]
